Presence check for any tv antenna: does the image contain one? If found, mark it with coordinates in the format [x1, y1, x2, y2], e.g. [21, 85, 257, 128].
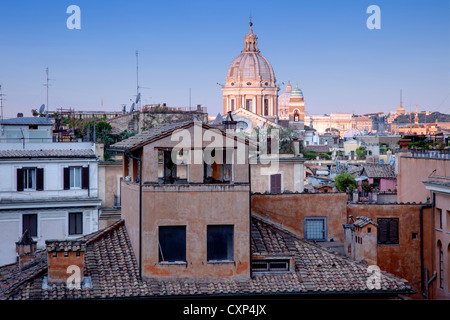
[135, 50, 151, 111]
[0, 85, 6, 121]
[43, 67, 54, 116]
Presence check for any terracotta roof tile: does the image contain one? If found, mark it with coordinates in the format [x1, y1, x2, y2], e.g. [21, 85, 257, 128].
[0, 149, 95, 158]
[0, 217, 412, 300]
[361, 164, 396, 179]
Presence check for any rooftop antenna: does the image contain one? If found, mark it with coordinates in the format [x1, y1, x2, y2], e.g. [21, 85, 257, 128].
[189, 88, 191, 109]
[0, 85, 6, 122]
[136, 50, 139, 101]
[43, 67, 54, 117]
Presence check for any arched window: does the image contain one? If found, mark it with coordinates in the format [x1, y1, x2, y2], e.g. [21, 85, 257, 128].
[294, 110, 300, 122]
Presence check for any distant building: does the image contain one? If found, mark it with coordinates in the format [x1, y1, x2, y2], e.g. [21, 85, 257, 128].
[360, 163, 397, 193]
[0, 141, 101, 266]
[0, 116, 53, 143]
[305, 113, 372, 137]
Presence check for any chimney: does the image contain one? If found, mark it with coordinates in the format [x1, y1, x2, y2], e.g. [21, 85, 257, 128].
[46, 240, 86, 284]
[17, 113, 23, 118]
[293, 138, 300, 156]
[16, 230, 37, 270]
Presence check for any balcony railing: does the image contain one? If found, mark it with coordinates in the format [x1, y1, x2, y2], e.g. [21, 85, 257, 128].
[410, 149, 450, 160]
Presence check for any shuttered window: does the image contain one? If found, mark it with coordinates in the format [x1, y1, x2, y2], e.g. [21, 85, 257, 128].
[377, 218, 399, 244]
[17, 168, 44, 191]
[270, 174, 282, 194]
[64, 166, 89, 190]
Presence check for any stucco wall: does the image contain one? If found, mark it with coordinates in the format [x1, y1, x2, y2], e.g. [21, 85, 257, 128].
[397, 155, 449, 203]
[251, 192, 347, 242]
[141, 184, 250, 280]
[347, 203, 431, 299]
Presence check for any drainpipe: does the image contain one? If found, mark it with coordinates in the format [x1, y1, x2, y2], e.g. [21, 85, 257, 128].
[248, 138, 252, 279]
[107, 148, 143, 280]
[420, 192, 434, 298]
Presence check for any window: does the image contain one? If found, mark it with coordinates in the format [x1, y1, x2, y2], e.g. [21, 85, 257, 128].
[270, 174, 282, 194]
[70, 167, 81, 189]
[23, 168, 36, 190]
[203, 149, 232, 184]
[252, 259, 290, 272]
[304, 217, 327, 241]
[438, 241, 443, 289]
[437, 208, 443, 230]
[207, 225, 234, 262]
[158, 226, 186, 263]
[231, 99, 235, 111]
[22, 214, 37, 238]
[64, 166, 89, 190]
[69, 212, 83, 235]
[264, 99, 269, 116]
[245, 99, 253, 111]
[17, 168, 44, 191]
[377, 218, 399, 245]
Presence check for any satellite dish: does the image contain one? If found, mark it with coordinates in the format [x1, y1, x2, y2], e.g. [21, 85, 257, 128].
[39, 104, 45, 114]
[135, 93, 141, 104]
[130, 103, 135, 113]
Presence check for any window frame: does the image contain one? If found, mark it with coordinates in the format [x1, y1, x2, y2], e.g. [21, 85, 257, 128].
[23, 167, 37, 191]
[207, 225, 234, 262]
[438, 241, 444, 289]
[304, 217, 327, 242]
[22, 213, 38, 238]
[252, 259, 290, 273]
[69, 166, 82, 189]
[158, 225, 187, 263]
[68, 212, 83, 236]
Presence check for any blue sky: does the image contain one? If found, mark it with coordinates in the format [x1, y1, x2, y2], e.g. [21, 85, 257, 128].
[0, 0, 448, 118]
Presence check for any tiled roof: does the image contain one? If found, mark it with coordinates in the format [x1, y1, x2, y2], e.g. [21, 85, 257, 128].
[0, 117, 53, 126]
[109, 120, 194, 151]
[0, 217, 412, 300]
[353, 216, 378, 228]
[361, 164, 396, 179]
[0, 149, 96, 159]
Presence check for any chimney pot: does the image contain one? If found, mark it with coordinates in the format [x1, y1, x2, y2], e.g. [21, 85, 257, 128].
[16, 230, 37, 270]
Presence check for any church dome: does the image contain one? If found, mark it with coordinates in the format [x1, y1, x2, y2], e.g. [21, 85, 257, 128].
[225, 22, 276, 86]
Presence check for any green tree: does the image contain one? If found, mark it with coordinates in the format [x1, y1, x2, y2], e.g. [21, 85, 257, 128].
[334, 172, 358, 192]
[355, 146, 367, 159]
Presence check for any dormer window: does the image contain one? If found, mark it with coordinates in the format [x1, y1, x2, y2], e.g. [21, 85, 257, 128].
[252, 258, 291, 273]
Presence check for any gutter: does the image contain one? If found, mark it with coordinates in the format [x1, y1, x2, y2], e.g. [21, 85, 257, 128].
[107, 148, 143, 280]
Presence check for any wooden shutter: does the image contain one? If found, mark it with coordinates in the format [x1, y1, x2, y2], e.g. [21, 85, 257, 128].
[36, 168, 44, 191]
[377, 219, 389, 244]
[81, 166, 90, 190]
[63, 167, 70, 190]
[17, 168, 24, 191]
[271, 174, 281, 193]
[388, 219, 399, 244]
